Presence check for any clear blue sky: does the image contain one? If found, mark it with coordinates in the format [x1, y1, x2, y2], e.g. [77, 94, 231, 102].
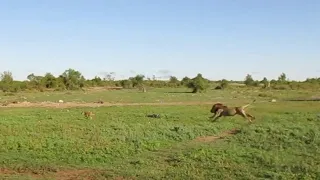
[1, 0, 319, 81]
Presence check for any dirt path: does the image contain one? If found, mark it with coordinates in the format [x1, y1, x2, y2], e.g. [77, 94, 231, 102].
[0, 168, 110, 180]
[193, 128, 241, 142]
[0, 101, 216, 108]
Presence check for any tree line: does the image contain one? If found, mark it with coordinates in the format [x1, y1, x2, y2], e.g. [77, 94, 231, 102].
[0, 68, 319, 93]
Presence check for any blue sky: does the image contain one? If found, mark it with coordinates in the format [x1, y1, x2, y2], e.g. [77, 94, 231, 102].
[1, 0, 319, 81]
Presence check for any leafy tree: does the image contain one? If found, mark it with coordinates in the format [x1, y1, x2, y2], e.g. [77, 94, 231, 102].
[129, 74, 147, 92]
[54, 76, 67, 90]
[305, 78, 320, 83]
[260, 77, 269, 88]
[129, 74, 145, 87]
[181, 76, 191, 86]
[168, 76, 179, 87]
[104, 72, 115, 81]
[0, 71, 14, 92]
[27, 73, 44, 90]
[42, 73, 57, 88]
[186, 73, 210, 93]
[1, 71, 13, 83]
[60, 69, 85, 90]
[270, 79, 277, 84]
[220, 79, 229, 89]
[169, 76, 179, 83]
[253, 80, 260, 87]
[91, 76, 103, 86]
[278, 72, 287, 82]
[120, 79, 133, 88]
[244, 74, 254, 86]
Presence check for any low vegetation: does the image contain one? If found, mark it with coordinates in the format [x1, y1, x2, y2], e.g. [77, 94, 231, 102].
[1, 69, 320, 94]
[0, 69, 319, 179]
[0, 99, 319, 179]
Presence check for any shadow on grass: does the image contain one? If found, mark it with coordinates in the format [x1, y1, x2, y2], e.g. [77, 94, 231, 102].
[228, 128, 242, 135]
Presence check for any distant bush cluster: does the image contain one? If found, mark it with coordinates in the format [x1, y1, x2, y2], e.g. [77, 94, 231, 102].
[0, 69, 319, 93]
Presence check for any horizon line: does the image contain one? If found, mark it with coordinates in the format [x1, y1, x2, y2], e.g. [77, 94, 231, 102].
[3, 71, 316, 82]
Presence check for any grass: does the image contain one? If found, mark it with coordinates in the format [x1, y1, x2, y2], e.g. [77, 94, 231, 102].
[0, 87, 319, 103]
[0, 88, 320, 179]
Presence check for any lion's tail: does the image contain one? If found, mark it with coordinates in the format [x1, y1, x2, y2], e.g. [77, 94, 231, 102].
[241, 99, 256, 109]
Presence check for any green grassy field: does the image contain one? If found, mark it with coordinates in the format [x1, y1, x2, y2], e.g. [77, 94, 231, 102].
[0, 88, 319, 179]
[0, 87, 318, 104]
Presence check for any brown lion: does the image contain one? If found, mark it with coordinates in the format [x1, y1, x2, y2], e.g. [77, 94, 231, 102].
[210, 99, 256, 122]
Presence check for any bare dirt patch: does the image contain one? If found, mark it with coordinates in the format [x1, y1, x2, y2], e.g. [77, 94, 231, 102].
[194, 128, 241, 143]
[0, 168, 117, 180]
[55, 169, 103, 180]
[0, 168, 42, 179]
[194, 136, 221, 142]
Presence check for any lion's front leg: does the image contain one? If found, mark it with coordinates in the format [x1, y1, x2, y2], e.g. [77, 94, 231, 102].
[210, 109, 223, 122]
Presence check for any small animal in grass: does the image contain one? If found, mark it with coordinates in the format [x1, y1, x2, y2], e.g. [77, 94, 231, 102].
[82, 111, 95, 119]
[146, 114, 161, 118]
[2, 101, 9, 106]
[209, 99, 256, 123]
[94, 100, 104, 104]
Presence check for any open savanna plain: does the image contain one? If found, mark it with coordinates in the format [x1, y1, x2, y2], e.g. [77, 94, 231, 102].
[0, 87, 320, 179]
